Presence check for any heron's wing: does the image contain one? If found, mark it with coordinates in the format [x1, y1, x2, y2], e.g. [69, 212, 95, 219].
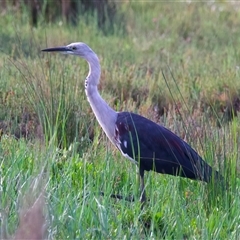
[115, 112, 212, 181]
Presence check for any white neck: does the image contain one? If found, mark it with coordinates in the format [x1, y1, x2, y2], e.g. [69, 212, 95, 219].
[84, 53, 117, 143]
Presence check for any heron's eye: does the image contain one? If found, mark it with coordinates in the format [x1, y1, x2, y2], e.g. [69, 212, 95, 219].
[72, 46, 77, 50]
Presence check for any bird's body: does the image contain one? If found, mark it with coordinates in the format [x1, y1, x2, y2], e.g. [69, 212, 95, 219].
[42, 42, 222, 203]
[115, 111, 215, 181]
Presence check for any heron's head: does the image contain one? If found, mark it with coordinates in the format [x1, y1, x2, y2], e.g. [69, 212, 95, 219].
[42, 42, 95, 59]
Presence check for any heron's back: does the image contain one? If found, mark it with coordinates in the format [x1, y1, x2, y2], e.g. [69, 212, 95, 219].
[116, 112, 221, 183]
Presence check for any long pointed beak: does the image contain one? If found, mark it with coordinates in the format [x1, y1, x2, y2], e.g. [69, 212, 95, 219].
[41, 46, 72, 53]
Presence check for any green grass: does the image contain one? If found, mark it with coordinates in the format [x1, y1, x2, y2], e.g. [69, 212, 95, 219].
[1, 2, 240, 239]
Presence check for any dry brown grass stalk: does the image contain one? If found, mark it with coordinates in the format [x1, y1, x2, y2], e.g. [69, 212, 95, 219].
[12, 194, 46, 240]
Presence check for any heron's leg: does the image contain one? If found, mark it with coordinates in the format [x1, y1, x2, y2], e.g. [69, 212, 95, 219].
[139, 168, 146, 204]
